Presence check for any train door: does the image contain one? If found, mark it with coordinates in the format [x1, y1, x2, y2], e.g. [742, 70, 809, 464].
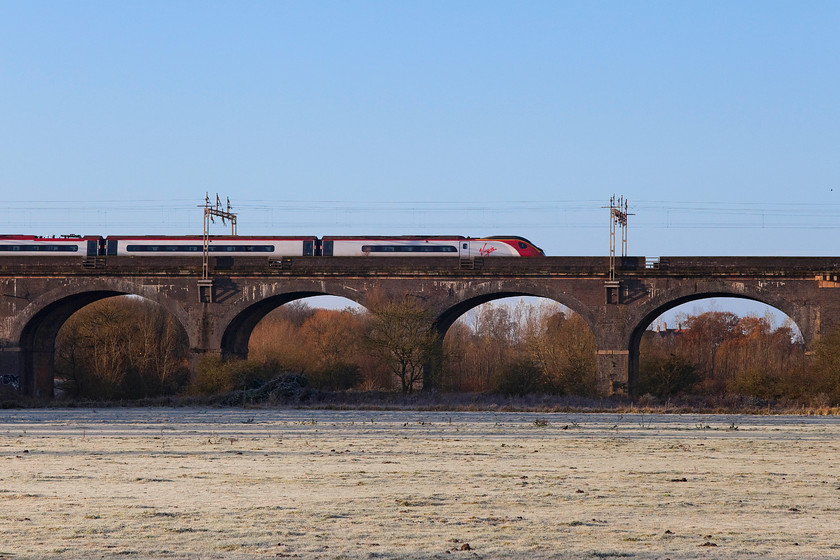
[459, 240, 471, 258]
[322, 240, 333, 257]
[303, 240, 314, 256]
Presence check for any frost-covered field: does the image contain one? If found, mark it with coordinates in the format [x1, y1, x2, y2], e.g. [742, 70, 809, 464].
[1, 409, 839, 559]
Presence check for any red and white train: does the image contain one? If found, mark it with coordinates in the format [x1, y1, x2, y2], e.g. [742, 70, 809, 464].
[0, 235, 103, 256]
[0, 235, 545, 257]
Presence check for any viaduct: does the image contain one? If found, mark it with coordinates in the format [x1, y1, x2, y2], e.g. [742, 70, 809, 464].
[2, 255, 840, 398]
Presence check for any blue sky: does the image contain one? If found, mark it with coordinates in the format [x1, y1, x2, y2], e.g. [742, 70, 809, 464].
[2, 1, 838, 260]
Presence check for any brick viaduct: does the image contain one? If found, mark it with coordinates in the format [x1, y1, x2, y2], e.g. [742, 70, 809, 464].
[2, 255, 840, 398]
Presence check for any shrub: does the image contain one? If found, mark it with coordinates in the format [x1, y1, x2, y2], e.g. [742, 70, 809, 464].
[637, 353, 698, 398]
[727, 369, 781, 400]
[190, 355, 271, 395]
[807, 327, 840, 404]
[493, 358, 544, 396]
[308, 363, 361, 391]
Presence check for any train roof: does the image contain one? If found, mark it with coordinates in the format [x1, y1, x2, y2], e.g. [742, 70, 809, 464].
[104, 235, 318, 240]
[0, 234, 100, 240]
[321, 235, 466, 240]
[481, 236, 538, 244]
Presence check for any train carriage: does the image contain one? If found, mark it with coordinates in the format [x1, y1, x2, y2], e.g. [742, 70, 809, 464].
[464, 236, 544, 257]
[322, 236, 463, 257]
[104, 236, 318, 258]
[0, 235, 102, 257]
[321, 236, 544, 257]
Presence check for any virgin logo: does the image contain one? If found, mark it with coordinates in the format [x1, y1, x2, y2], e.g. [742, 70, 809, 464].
[479, 243, 497, 257]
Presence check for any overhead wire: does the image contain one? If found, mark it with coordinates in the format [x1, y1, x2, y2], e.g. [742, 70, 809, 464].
[2, 199, 840, 231]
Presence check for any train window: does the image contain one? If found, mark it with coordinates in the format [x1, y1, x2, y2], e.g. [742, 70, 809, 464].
[126, 244, 274, 253]
[126, 245, 201, 252]
[463, 243, 468, 250]
[210, 245, 274, 252]
[362, 245, 391, 252]
[518, 242, 527, 249]
[0, 244, 78, 252]
[361, 245, 457, 253]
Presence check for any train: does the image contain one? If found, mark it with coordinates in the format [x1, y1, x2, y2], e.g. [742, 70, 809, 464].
[0, 234, 545, 258]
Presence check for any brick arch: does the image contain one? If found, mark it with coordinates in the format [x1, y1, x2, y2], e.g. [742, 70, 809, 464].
[426, 285, 598, 391]
[623, 283, 810, 394]
[13, 282, 192, 343]
[217, 286, 368, 358]
[12, 281, 192, 397]
[432, 285, 597, 338]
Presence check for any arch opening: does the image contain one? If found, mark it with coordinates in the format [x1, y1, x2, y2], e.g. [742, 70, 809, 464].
[220, 294, 377, 392]
[435, 290, 597, 337]
[439, 295, 597, 395]
[20, 293, 190, 399]
[630, 296, 807, 402]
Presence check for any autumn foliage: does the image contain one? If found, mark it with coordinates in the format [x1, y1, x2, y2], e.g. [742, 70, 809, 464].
[248, 302, 390, 391]
[52, 295, 840, 406]
[637, 311, 838, 405]
[441, 301, 596, 395]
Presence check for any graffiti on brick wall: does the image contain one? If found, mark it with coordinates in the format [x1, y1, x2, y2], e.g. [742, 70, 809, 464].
[2, 374, 20, 390]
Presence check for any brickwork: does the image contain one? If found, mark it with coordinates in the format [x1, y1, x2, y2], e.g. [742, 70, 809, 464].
[1, 255, 839, 397]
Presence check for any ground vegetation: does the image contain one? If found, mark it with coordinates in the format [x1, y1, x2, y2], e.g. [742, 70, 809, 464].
[49, 296, 840, 407]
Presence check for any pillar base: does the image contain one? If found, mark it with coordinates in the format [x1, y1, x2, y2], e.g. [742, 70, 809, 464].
[0, 346, 24, 395]
[595, 349, 629, 396]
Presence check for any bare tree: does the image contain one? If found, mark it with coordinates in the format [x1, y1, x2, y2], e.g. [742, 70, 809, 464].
[135, 299, 188, 394]
[527, 311, 596, 395]
[55, 297, 189, 399]
[365, 297, 439, 394]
